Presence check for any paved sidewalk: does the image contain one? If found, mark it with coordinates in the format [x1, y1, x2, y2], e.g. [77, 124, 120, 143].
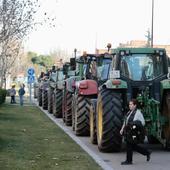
[6, 96, 36, 106]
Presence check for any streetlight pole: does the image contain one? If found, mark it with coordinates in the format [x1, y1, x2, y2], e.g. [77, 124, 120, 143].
[151, 0, 154, 47]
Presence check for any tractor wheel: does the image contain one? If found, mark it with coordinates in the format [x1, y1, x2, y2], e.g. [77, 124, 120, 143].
[38, 88, 42, 106]
[52, 92, 56, 115]
[90, 99, 97, 144]
[65, 91, 73, 126]
[42, 90, 48, 110]
[53, 89, 63, 118]
[62, 89, 66, 123]
[72, 95, 76, 131]
[48, 87, 53, 114]
[34, 85, 37, 98]
[75, 96, 91, 136]
[97, 88, 123, 152]
[162, 91, 170, 149]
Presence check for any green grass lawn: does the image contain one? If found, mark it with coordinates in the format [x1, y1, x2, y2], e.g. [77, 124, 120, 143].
[0, 104, 102, 170]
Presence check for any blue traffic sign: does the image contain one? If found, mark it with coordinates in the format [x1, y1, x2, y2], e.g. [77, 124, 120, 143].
[28, 75, 35, 84]
[27, 68, 35, 75]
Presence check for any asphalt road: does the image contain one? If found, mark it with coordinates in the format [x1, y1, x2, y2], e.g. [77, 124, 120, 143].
[36, 102, 170, 170]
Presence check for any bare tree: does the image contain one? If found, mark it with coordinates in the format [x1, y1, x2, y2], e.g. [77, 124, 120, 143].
[0, 0, 40, 88]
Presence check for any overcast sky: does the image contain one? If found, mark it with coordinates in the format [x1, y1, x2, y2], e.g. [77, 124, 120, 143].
[25, 0, 170, 55]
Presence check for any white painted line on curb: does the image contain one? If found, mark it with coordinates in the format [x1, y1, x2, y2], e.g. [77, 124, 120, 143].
[36, 103, 114, 170]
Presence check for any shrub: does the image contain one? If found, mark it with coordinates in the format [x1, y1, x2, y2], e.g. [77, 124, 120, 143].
[0, 88, 7, 104]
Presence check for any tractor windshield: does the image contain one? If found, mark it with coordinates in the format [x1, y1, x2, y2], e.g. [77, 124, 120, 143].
[120, 54, 164, 81]
[98, 59, 112, 81]
[58, 71, 64, 81]
[83, 64, 87, 76]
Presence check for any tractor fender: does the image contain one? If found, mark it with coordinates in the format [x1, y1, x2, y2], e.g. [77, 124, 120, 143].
[160, 79, 170, 90]
[101, 79, 127, 89]
[160, 79, 170, 100]
[76, 80, 98, 95]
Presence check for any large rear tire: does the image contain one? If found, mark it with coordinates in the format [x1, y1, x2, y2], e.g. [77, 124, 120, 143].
[162, 91, 170, 149]
[97, 88, 123, 152]
[42, 90, 48, 110]
[48, 87, 53, 114]
[72, 95, 76, 131]
[75, 96, 91, 136]
[53, 89, 63, 118]
[38, 88, 42, 107]
[34, 84, 38, 99]
[62, 89, 66, 122]
[90, 99, 97, 144]
[65, 91, 73, 126]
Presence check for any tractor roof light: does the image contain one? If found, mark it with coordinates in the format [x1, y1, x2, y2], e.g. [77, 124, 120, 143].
[119, 50, 131, 56]
[92, 57, 96, 60]
[120, 51, 125, 56]
[125, 50, 130, 55]
[159, 51, 164, 56]
[154, 50, 164, 56]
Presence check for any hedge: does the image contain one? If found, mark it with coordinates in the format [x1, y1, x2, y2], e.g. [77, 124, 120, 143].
[0, 88, 7, 104]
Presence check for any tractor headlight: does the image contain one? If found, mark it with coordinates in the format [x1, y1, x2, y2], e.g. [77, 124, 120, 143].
[120, 51, 125, 56]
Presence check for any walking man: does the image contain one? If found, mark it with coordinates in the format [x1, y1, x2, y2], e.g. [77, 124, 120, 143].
[10, 85, 16, 104]
[120, 99, 151, 165]
[18, 84, 25, 106]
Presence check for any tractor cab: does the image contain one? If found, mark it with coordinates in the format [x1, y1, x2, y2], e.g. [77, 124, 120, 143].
[106, 48, 169, 101]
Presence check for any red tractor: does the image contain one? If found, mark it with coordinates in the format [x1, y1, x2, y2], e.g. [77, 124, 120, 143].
[72, 52, 113, 136]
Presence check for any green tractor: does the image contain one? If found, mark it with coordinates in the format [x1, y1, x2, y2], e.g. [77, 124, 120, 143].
[37, 71, 46, 107]
[62, 56, 86, 126]
[47, 65, 58, 114]
[92, 47, 170, 152]
[37, 70, 51, 110]
[52, 65, 66, 118]
[62, 58, 79, 125]
[72, 52, 112, 137]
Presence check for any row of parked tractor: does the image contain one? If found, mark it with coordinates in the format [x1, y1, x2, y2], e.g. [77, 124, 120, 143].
[34, 45, 170, 152]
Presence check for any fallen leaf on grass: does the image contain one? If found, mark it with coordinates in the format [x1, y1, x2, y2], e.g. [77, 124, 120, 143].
[35, 154, 41, 158]
[30, 160, 35, 163]
[74, 156, 80, 159]
[52, 157, 59, 160]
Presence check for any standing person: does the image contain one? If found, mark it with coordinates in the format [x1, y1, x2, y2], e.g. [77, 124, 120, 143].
[18, 84, 25, 106]
[10, 85, 16, 104]
[120, 99, 151, 165]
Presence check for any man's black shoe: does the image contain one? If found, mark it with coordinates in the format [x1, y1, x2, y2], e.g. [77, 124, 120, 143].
[121, 161, 132, 165]
[147, 152, 151, 162]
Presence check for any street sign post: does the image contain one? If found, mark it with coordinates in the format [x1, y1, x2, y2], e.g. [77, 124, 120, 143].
[27, 68, 35, 103]
[27, 68, 35, 76]
[28, 75, 35, 84]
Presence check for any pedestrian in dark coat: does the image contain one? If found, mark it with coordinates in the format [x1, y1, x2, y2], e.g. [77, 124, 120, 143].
[120, 99, 151, 165]
[18, 84, 25, 106]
